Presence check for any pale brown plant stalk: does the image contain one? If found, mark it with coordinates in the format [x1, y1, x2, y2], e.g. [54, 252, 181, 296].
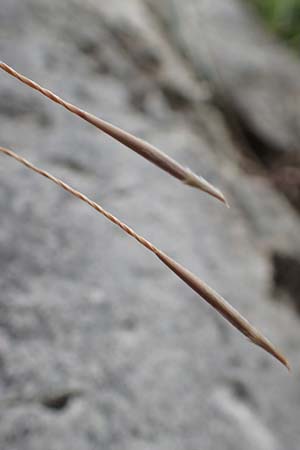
[0, 145, 289, 370]
[0, 61, 227, 206]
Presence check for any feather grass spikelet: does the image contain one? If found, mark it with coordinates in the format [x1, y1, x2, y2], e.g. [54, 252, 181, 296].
[0, 62, 227, 205]
[0, 145, 289, 370]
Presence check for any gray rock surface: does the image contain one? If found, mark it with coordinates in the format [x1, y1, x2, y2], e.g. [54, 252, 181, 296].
[148, 0, 300, 160]
[0, 0, 300, 449]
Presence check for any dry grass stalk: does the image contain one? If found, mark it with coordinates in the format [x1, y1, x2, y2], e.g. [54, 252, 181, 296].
[0, 145, 289, 370]
[0, 61, 227, 206]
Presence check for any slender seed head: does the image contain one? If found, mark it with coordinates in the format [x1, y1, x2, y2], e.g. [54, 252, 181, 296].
[0, 145, 289, 371]
[0, 61, 228, 205]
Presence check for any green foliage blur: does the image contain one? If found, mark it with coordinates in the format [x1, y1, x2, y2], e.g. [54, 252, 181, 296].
[249, 0, 300, 49]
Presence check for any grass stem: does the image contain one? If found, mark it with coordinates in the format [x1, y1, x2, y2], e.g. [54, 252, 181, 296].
[0, 61, 227, 205]
[0, 145, 289, 370]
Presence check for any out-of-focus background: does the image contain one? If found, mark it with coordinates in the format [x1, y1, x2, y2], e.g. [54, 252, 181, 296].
[0, 0, 300, 448]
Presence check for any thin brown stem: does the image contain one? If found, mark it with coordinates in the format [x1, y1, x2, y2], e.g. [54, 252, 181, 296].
[0, 145, 289, 370]
[0, 61, 227, 205]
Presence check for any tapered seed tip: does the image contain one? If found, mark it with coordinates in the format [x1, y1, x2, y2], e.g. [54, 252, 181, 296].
[253, 334, 290, 371]
[184, 169, 229, 206]
[268, 346, 291, 371]
[276, 353, 291, 372]
[223, 196, 230, 208]
[218, 191, 230, 208]
[278, 356, 291, 372]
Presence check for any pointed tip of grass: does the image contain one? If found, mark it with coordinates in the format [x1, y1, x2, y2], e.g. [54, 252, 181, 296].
[0, 61, 229, 205]
[184, 169, 229, 206]
[155, 249, 288, 371]
[248, 328, 290, 371]
[223, 196, 230, 208]
[218, 190, 230, 208]
[284, 359, 291, 372]
[269, 349, 291, 372]
[0, 145, 289, 372]
[271, 347, 291, 372]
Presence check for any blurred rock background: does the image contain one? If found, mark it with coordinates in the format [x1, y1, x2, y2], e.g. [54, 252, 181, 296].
[0, 0, 300, 448]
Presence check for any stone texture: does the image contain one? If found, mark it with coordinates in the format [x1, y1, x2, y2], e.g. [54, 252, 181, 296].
[148, 0, 300, 159]
[0, 0, 300, 449]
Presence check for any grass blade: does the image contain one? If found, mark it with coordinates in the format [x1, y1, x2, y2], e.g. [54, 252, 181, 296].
[0, 145, 288, 370]
[0, 61, 227, 205]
